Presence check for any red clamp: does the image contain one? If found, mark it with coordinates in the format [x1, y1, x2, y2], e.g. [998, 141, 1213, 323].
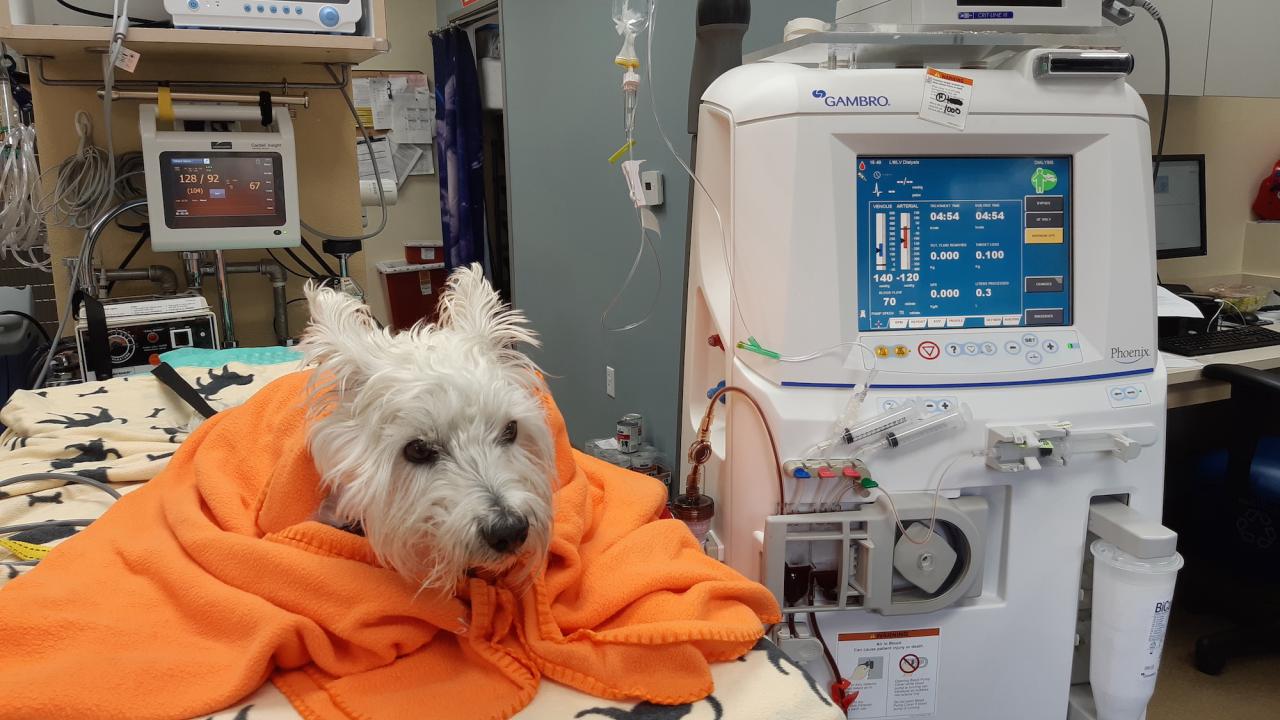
[831, 679, 859, 712]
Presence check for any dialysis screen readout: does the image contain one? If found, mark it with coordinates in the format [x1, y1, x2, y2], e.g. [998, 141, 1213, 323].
[856, 156, 1072, 331]
[160, 152, 286, 229]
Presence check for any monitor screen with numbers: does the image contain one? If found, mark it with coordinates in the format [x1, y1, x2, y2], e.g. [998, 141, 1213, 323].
[856, 156, 1073, 332]
[160, 151, 287, 230]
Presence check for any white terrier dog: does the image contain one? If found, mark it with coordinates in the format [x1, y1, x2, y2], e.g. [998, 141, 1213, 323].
[299, 264, 556, 593]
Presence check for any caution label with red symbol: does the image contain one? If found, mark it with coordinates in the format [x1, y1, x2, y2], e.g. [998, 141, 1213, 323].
[837, 628, 940, 719]
[918, 341, 941, 360]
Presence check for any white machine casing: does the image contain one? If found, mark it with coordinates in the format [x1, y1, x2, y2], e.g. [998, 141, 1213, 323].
[837, 0, 1103, 30]
[165, 0, 362, 34]
[140, 103, 301, 251]
[682, 53, 1164, 720]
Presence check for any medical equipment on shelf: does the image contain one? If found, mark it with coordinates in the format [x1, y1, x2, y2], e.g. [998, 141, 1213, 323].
[140, 102, 300, 252]
[837, 0, 1107, 29]
[75, 295, 218, 379]
[164, 0, 363, 34]
[679, 1, 1180, 717]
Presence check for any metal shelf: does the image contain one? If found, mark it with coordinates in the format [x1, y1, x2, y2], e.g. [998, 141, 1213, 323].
[0, 0, 389, 65]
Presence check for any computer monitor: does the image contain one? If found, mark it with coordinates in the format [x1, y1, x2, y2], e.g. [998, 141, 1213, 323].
[1154, 154, 1207, 260]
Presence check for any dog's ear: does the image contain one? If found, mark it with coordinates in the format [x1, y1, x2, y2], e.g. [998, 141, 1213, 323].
[298, 282, 385, 387]
[437, 264, 539, 352]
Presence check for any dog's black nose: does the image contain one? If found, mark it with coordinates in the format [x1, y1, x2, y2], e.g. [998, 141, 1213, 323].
[482, 513, 529, 554]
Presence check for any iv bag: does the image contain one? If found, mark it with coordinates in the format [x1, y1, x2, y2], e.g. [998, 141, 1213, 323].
[613, 0, 650, 36]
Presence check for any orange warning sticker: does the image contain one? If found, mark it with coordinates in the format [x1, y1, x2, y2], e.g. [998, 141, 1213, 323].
[926, 68, 974, 86]
[838, 627, 941, 719]
[839, 628, 942, 642]
[920, 68, 974, 131]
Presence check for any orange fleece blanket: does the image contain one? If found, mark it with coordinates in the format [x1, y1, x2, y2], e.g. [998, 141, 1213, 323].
[0, 373, 779, 720]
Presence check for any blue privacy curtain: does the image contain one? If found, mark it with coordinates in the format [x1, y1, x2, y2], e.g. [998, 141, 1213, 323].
[432, 27, 487, 270]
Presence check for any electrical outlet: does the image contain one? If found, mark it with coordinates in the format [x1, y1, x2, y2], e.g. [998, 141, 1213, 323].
[606, 366, 616, 398]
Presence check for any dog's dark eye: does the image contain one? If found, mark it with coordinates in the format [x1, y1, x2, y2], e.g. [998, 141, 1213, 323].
[499, 420, 518, 445]
[403, 439, 439, 465]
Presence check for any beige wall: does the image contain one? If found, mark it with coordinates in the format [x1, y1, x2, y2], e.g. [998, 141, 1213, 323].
[31, 60, 365, 348]
[1148, 95, 1280, 282]
[356, 0, 443, 324]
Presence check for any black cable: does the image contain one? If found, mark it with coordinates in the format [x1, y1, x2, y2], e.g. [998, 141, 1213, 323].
[301, 237, 338, 277]
[25, 338, 75, 390]
[809, 612, 840, 686]
[287, 298, 308, 306]
[268, 248, 320, 280]
[0, 311, 52, 345]
[1149, 8, 1171, 184]
[285, 247, 323, 279]
[55, 0, 170, 27]
[105, 227, 150, 295]
[114, 218, 147, 234]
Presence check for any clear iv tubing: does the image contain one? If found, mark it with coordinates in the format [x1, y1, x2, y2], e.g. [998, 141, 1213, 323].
[0, 124, 43, 261]
[643, 1, 880, 376]
[601, 8, 661, 333]
[857, 451, 980, 546]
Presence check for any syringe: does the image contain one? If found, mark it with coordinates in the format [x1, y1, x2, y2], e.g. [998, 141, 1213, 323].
[839, 401, 920, 452]
[880, 409, 968, 451]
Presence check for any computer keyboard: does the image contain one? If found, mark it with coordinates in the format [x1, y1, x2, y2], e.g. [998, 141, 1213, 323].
[1159, 325, 1280, 357]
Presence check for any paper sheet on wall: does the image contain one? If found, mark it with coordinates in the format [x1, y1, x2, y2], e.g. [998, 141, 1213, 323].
[357, 137, 398, 186]
[370, 77, 406, 130]
[388, 140, 423, 185]
[352, 78, 376, 127]
[391, 88, 436, 144]
[407, 144, 435, 176]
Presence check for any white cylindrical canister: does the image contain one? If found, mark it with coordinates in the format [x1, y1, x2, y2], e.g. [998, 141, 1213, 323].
[1089, 540, 1185, 720]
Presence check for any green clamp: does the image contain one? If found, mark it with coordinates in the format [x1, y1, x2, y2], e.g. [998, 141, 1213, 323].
[860, 477, 879, 489]
[736, 337, 781, 361]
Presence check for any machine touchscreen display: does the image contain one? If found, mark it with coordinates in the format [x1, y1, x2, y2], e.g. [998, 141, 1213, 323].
[160, 152, 286, 229]
[857, 156, 1072, 331]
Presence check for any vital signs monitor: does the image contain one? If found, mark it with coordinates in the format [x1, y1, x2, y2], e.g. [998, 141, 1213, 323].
[140, 103, 301, 251]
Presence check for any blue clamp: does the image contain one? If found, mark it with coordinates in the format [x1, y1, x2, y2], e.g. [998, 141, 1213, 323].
[707, 380, 727, 404]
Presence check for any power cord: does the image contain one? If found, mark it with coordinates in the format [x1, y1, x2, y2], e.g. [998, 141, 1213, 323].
[300, 65, 389, 243]
[36, 111, 113, 228]
[301, 237, 338, 277]
[55, 0, 169, 27]
[0, 310, 52, 345]
[285, 247, 324, 278]
[1109, 0, 1170, 179]
[267, 248, 323, 280]
[1140, 1, 1171, 183]
[104, 224, 150, 294]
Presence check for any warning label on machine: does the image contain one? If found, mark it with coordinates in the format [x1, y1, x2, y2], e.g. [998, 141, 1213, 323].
[837, 628, 940, 719]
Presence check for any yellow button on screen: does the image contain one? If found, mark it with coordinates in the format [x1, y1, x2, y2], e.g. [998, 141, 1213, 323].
[1026, 229, 1064, 244]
